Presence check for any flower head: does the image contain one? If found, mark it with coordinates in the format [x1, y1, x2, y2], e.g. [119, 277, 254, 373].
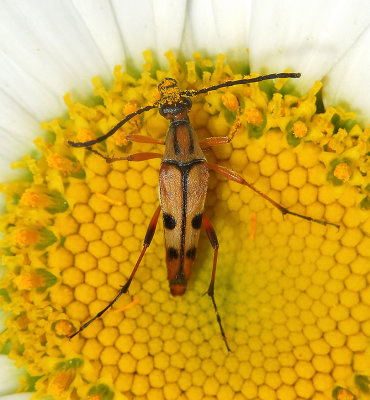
[0, 2, 369, 400]
[0, 50, 369, 399]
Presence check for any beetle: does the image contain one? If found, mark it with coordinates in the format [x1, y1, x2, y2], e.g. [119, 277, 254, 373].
[67, 73, 339, 352]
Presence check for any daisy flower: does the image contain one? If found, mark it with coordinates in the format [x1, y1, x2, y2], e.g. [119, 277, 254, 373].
[0, 1, 369, 400]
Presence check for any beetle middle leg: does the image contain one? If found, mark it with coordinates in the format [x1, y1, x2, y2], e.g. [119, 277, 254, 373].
[202, 213, 231, 353]
[68, 205, 161, 339]
[86, 146, 162, 164]
[207, 162, 339, 229]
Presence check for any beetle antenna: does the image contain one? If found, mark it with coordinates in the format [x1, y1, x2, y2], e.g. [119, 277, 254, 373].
[68, 104, 158, 148]
[180, 72, 301, 97]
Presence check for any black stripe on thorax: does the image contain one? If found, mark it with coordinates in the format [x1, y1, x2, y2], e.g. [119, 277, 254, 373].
[170, 119, 194, 156]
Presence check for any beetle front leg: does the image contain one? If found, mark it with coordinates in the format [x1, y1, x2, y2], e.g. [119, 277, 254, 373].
[199, 112, 241, 149]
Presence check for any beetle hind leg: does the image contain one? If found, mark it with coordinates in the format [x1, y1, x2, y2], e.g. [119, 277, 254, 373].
[207, 162, 339, 229]
[202, 213, 231, 353]
[68, 205, 161, 340]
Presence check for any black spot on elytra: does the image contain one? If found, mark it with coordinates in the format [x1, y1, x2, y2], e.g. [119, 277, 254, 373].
[163, 212, 176, 230]
[186, 247, 196, 260]
[191, 213, 203, 229]
[168, 247, 179, 260]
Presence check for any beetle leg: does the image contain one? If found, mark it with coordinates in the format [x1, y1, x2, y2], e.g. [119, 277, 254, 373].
[86, 146, 162, 163]
[68, 205, 161, 340]
[207, 162, 339, 229]
[202, 213, 231, 353]
[199, 113, 241, 149]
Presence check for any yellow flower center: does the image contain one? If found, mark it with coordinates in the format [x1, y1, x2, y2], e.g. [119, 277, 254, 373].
[77, 128, 96, 144]
[47, 154, 74, 173]
[337, 388, 356, 400]
[49, 371, 74, 396]
[14, 229, 39, 246]
[292, 120, 308, 138]
[88, 395, 103, 400]
[245, 107, 263, 125]
[15, 273, 43, 290]
[334, 162, 352, 182]
[0, 51, 369, 400]
[222, 92, 239, 111]
[20, 190, 49, 207]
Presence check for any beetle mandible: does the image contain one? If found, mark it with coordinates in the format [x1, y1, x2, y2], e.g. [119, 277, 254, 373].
[68, 73, 339, 352]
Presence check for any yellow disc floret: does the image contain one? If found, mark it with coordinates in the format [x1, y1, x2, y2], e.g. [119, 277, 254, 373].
[292, 120, 308, 138]
[334, 162, 352, 182]
[245, 107, 263, 126]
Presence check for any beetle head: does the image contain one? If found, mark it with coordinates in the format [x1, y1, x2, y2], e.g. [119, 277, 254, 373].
[158, 77, 192, 120]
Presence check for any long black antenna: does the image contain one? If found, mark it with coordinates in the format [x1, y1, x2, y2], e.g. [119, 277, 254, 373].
[181, 72, 301, 96]
[68, 104, 157, 148]
[68, 73, 300, 148]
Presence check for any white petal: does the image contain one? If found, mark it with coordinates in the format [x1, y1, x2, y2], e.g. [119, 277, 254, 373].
[182, 0, 251, 66]
[152, 0, 187, 67]
[72, 0, 127, 69]
[111, 0, 156, 69]
[0, 356, 22, 396]
[0, 0, 121, 177]
[323, 25, 370, 125]
[112, 0, 188, 69]
[0, 0, 112, 96]
[248, 0, 370, 92]
[0, 90, 41, 179]
[0, 394, 33, 400]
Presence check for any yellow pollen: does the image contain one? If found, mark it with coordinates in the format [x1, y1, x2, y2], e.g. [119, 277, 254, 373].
[245, 107, 263, 125]
[123, 101, 139, 118]
[14, 229, 39, 246]
[20, 191, 49, 207]
[49, 371, 74, 397]
[158, 80, 181, 104]
[88, 395, 102, 400]
[47, 154, 73, 173]
[337, 388, 356, 400]
[222, 92, 239, 111]
[334, 162, 352, 182]
[292, 120, 308, 138]
[113, 131, 129, 147]
[77, 128, 96, 143]
[16, 314, 30, 330]
[54, 320, 74, 336]
[15, 273, 43, 290]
